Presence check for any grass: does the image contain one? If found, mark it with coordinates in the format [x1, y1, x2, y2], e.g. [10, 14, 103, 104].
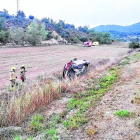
[14, 136, 33, 140]
[114, 110, 130, 117]
[45, 128, 59, 140]
[30, 115, 44, 131]
[63, 67, 121, 130]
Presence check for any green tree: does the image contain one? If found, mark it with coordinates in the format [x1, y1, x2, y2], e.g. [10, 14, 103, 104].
[0, 30, 9, 44]
[9, 27, 26, 45]
[0, 17, 6, 31]
[26, 21, 42, 45]
[40, 23, 48, 40]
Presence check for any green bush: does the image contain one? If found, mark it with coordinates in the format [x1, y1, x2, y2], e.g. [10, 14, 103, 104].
[114, 110, 130, 117]
[71, 37, 78, 43]
[9, 26, 26, 45]
[0, 17, 6, 31]
[26, 21, 42, 45]
[129, 41, 140, 49]
[41, 23, 48, 40]
[79, 37, 88, 42]
[0, 30, 9, 44]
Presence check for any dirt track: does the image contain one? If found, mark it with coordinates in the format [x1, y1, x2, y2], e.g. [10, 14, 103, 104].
[0, 44, 129, 89]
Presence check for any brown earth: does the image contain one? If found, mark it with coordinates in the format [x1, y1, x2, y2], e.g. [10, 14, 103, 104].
[0, 43, 129, 90]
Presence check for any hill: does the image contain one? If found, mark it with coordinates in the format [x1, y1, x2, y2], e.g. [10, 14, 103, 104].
[93, 22, 140, 33]
[0, 10, 112, 46]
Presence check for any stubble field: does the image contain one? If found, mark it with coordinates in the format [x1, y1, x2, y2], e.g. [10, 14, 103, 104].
[0, 43, 129, 90]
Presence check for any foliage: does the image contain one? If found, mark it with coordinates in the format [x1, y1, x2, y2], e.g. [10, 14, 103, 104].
[0, 17, 6, 30]
[16, 10, 26, 18]
[30, 115, 44, 131]
[64, 68, 120, 130]
[63, 113, 88, 130]
[45, 128, 59, 140]
[0, 30, 9, 44]
[129, 41, 140, 49]
[78, 25, 89, 33]
[114, 110, 130, 117]
[79, 37, 88, 42]
[9, 26, 25, 45]
[14, 136, 20, 140]
[71, 37, 78, 43]
[41, 23, 48, 40]
[26, 21, 42, 45]
[33, 114, 44, 122]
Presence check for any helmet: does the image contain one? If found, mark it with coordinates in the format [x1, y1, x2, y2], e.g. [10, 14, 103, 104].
[21, 64, 25, 69]
[11, 66, 16, 71]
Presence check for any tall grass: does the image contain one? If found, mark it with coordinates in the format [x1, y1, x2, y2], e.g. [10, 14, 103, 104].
[0, 80, 61, 126]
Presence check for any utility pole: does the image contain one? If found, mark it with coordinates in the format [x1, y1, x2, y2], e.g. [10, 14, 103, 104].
[16, 0, 20, 13]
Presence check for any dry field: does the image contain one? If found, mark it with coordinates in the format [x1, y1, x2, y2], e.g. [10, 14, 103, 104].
[0, 43, 129, 90]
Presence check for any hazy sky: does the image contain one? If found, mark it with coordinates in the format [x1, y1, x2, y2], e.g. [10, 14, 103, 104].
[1, 0, 140, 28]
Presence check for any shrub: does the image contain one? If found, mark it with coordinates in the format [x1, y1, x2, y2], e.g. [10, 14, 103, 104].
[129, 41, 140, 49]
[26, 20, 42, 45]
[0, 17, 6, 30]
[0, 30, 9, 44]
[79, 37, 88, 42]
[41, 23, 48, 40]
[71, 37, 78, 43]
[114, 110, 130, 117]
[9, 26, 25, 45]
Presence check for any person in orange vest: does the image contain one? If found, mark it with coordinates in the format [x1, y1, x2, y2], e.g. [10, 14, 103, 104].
[9, 66, 17, 88]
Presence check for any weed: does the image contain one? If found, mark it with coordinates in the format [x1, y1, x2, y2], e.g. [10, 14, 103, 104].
[45, 128, 59, 140]
[30, 114, 44, 131]
[134, 119, 140, 128]
[129, 112, 136, 118]
[30, 120, 43, 131]
[87, 128, 98, 138]
[33, 115, 44, 122]
[27, 137, 33, 140]
[114, 110, 130, 117]
[134, 95, 140, 104]
[14, 136, 20, 140]
[53, 115, 61, 123]
[63, 113, 88, 130]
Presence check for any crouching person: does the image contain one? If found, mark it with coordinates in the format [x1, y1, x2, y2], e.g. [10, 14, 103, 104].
[9, 66, 17, 88]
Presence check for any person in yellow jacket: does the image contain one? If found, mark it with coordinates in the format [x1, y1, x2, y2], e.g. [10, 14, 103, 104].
[9, 66, 17, 88]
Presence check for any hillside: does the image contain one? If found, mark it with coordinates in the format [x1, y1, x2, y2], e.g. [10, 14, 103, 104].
[93, 22, 140, 33]
[0, 10, 113, 46]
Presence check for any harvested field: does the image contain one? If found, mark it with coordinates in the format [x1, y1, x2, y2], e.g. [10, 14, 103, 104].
[0, 44, 129, 89]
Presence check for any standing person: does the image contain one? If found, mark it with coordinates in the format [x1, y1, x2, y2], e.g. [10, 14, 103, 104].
[20, 64, 27, 85]
[9, 66, 17, 88]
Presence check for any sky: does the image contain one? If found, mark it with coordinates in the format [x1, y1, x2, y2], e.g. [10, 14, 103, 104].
[0, 0, 140, 28]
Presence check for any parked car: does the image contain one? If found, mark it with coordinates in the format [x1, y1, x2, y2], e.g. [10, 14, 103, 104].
[63, 58, 90, 79]
[83, 41, 92, 47]
[92, 41, 99, 46]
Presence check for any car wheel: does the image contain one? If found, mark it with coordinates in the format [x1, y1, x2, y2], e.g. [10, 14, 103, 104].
[82, 65, 88, 75]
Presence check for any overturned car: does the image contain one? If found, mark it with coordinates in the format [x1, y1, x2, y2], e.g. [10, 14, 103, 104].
[63, 58, 90, 79]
